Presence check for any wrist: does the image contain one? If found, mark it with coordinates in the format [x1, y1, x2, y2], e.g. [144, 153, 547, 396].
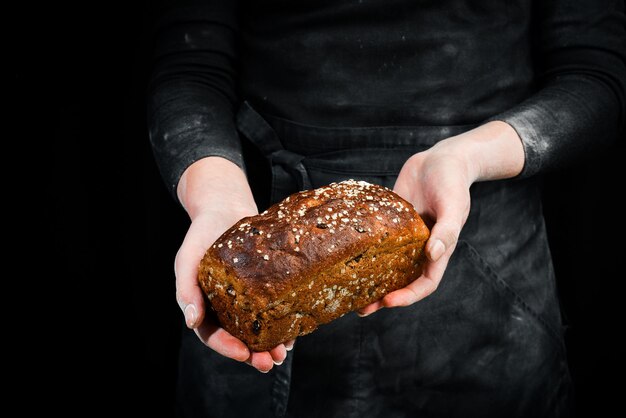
[177, 157, 258, 220]
[428, 137, 482, 187]
[433, 121, 524, 183]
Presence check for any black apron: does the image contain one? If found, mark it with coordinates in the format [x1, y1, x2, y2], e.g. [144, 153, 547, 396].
[176, 102, 573, 418]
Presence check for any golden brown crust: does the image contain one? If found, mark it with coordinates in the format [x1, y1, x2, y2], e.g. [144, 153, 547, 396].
[198, 180, 430, 351]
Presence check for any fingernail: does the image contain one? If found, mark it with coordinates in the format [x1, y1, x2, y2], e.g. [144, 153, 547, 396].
[259, 369, 270, 374]
[273, 359, 284, 366]
[357, 311, 372, 318]
[429, 239, 445, 261]
[285, 342, 294, 351]
[184, 304, 197, 328]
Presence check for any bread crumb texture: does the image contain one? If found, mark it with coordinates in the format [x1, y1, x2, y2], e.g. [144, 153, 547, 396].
[198, 180, 430, 351]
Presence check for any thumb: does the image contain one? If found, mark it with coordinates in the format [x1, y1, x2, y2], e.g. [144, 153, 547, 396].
[426, 218, 462, 262]
[175, 242, 207, 329]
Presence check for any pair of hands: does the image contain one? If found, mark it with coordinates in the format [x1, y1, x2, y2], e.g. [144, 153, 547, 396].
[174, 121, 524, 373]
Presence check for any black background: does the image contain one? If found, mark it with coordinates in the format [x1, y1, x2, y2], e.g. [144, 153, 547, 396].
[39, 2, 624, 416]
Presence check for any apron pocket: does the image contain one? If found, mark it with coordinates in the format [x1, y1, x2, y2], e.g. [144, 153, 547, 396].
[357, 240, 568, 417]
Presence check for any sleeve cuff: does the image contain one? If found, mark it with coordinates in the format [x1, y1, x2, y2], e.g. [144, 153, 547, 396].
[161, 146, 245, 204]
[488, 110, 544, 179]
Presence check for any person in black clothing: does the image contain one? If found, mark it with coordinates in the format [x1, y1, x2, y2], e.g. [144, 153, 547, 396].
[148, 1, 626, 416]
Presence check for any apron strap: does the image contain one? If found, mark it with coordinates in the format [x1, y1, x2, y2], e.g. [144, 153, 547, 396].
[237, 101, 312, 200]
[271, 149, 312, 190]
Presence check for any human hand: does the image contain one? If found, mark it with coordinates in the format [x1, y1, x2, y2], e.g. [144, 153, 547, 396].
[358, 121, 524, 315]
[175, 157, 293, 372]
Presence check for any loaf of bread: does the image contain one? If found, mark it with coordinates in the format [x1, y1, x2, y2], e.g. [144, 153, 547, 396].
[198, 180, 430, 351]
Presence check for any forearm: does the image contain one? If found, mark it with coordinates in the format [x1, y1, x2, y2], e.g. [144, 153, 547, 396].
[489, 0, 625, 177]
[178, 157, 257, 220]
[492, 75, 624, 178]
[148, 0, 242, 200]
[149, 87, 244, 197]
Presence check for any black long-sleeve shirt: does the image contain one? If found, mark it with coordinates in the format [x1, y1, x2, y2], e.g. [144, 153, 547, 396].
[148, 0, 626, 199]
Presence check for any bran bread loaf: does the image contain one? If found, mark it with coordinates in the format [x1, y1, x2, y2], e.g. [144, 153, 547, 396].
[198, 180, 430, 351]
